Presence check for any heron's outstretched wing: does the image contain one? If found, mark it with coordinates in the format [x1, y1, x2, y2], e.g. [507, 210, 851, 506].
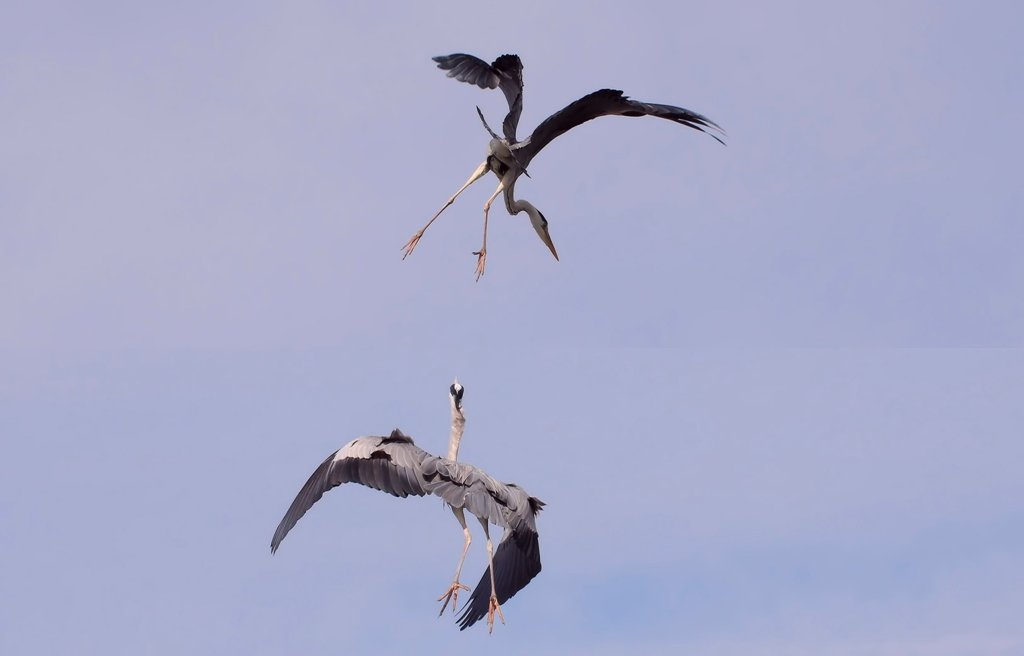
[519, 88, 725, 167]
[271, 428, 545, 630]
[457, 491, 544, 630]
[270, 429, 433, 553]
[433, 53, 525, 142]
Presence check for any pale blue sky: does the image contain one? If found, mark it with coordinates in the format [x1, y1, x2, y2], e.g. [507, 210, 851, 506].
[2, 1, 1022, 654]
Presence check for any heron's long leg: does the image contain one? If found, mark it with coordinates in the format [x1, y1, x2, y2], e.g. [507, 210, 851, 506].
[478, 517, 506, 633]
[437, 507, 472, 616]
[473, 181, 505, 282]
[402, 161, 489, 260]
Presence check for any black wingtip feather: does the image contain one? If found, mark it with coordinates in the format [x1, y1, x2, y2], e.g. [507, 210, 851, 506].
[270, 451, 337, 554]
[456, 528, 542, 630]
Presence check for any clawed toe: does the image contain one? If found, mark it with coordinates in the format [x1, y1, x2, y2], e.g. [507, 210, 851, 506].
[401, 232, 424, 260]
[437, 581, 470, 616]
[473, 249, 487, 281]
[486, 595, 505, 633]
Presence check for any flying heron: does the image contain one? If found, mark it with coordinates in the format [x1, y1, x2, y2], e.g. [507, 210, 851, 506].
[402, 52, 725, 280]
[270, 380, 544, 632]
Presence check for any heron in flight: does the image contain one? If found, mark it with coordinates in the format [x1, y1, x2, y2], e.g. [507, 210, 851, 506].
[402, 52, 725, 280]
[270, 380, 544, 632]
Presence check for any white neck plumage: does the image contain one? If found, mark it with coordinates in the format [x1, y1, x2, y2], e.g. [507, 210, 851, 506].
[512, 198, 559, 261]
[447, 385, 466, 461]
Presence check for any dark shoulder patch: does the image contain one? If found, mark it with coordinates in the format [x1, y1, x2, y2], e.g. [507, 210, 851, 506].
[380, 428, 413, 445]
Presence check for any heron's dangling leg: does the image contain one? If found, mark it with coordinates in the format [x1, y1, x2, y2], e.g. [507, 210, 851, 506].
[478, 517, 506, 633]
[437, 507, 472, 616]
[473, 181, 505, 282]
[402, 161, 490, 260]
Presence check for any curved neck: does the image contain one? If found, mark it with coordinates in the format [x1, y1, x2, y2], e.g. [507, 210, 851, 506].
[511, 196, 539, 218]
[504, 178, 534, 216]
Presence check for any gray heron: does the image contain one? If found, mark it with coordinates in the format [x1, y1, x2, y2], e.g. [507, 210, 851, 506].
[270, 380, 543, 632]
[402, 52, 726, 280]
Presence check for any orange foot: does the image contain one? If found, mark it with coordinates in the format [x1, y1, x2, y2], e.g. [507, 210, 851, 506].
[473, 248, 487, 282]
[402, 231, 424, 260]
[486, 595, 506, 634]
[437, 581, 470, 616]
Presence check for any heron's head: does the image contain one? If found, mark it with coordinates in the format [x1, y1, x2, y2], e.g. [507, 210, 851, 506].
[449, 378, 464, 411]
[527, 206, 559, 261]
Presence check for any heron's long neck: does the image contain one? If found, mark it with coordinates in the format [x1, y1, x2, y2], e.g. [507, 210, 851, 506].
[446, 400, 466, 461]
[504, 179, 535, 217]
[511, 197, 539, 217]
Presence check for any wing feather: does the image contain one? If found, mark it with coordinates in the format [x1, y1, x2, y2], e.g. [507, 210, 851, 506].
[519, 88, 724, 167]
[426, 459, 514, 528]
[270, 430, 432, 553]
[271, 429, 546, 629]
[433, 53, 525, 141]
[457, 489, 544, 629]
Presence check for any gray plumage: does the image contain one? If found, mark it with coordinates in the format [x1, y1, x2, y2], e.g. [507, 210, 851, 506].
[270, 428, 543, 630]
[457, 490, 543, 630]
[433, 54, 524, 143]
[404, 52, 725, 279]
[517, 87, 725, 160]
[434, 52, 724, 152]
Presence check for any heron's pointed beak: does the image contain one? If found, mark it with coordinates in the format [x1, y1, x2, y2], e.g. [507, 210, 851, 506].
[540, 226, 559, 261]
[530, 217, 559, 261]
